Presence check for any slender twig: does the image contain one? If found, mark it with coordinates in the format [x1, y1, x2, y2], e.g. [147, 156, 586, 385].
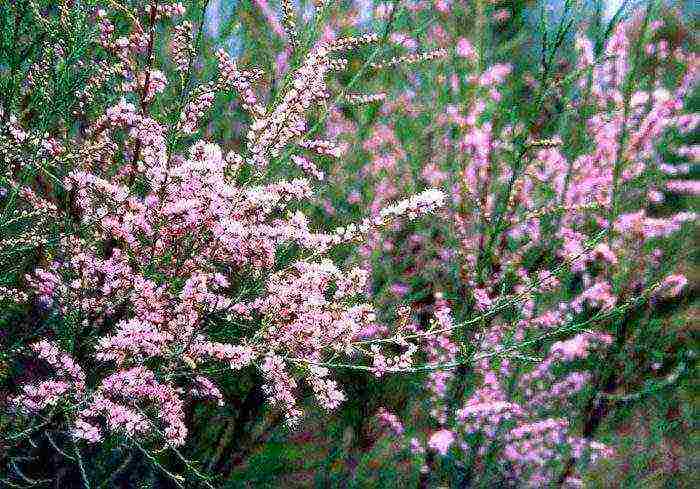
[128, 3, 159, 187]
[134, 443, 185, 489]
[72, 441, 90, 489]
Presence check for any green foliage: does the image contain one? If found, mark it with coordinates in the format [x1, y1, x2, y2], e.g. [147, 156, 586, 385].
[0, 0, 101, 131]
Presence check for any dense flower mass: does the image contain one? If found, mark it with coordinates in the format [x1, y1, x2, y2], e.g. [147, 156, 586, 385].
[1, 1, 446, 451]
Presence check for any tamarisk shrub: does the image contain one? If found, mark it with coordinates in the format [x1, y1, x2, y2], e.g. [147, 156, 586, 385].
[312, 5, 696, 487]
[0, 0, 446, 485]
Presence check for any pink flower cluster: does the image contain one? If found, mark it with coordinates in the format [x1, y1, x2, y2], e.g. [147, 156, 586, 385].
[11, 341, 85, 415]
[4, 4, 447, 450]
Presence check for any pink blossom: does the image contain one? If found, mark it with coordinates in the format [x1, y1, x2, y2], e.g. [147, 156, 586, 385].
[428, 429, 455, 455]
[456, 38, 477, 60]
